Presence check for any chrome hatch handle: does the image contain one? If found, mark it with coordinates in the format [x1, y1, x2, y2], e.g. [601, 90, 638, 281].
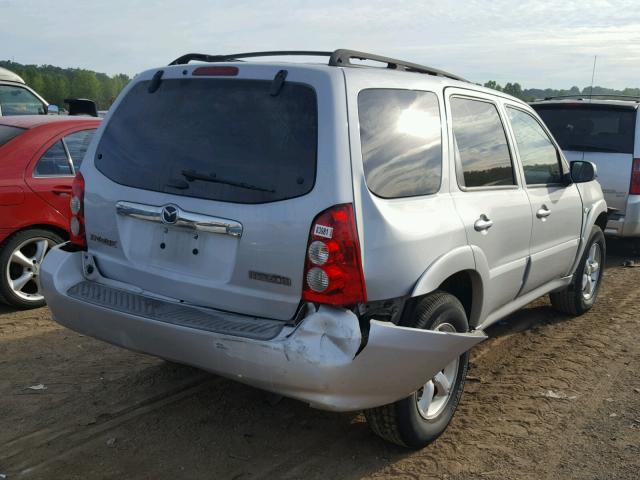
[115, 201, 243, 237]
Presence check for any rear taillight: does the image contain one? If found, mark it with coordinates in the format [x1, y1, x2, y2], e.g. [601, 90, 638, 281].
[630, 159, 640, 195]
[302, 204, 367, 306]
[69, 172, 86, 248]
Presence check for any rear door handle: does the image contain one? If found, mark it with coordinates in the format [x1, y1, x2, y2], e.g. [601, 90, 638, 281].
[536, 205, 551, 219]
[52, 185, 72, 196]
[474, 214, 493, 232]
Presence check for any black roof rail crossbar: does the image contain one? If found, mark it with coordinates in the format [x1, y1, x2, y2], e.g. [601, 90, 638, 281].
[169, 51, 333, 65]
[541, 94, 640, 102]
[168, 49, 468, 82]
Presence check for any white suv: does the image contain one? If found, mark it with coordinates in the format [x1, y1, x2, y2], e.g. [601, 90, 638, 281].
[0, 66, 49, 116]
[532, 96, 640, 237]
[41, 50, 608, 448]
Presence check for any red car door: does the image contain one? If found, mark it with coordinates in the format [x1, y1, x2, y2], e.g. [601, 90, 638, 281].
[25, 127, 97, 217]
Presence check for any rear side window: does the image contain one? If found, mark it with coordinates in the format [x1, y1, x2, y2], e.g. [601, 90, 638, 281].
[64, 129, 95, 170]
[0, 85, 45, 115]
[0, 125, 25, 146]
[451, 97, 515, 188]
[34, 141, 73, 176]
[507, 108, 563, 185]
[534, 104, 636, 154]
[95, 79, 317, 204]
[358, 89, 442, 198]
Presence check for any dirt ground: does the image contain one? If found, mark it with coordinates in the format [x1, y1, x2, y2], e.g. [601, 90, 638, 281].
[1, 240, 639, 480]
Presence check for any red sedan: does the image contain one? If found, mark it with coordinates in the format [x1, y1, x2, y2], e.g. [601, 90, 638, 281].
[0, 115, 101, 308]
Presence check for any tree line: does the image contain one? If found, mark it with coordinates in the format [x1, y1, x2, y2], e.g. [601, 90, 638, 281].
[2, 60, 639, 109]
[1, 60, 130, 110]
[483, 80, 640, 102]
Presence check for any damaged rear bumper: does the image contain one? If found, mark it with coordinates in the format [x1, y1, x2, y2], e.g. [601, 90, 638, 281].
[41, 248, 486, 412]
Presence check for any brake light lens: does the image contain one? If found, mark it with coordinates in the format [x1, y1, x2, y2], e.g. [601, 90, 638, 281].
[302, 204, 367, 306]
[630, 159, 640, 195]
[192, 66, 239, 76]
[69, 172, 86, 248]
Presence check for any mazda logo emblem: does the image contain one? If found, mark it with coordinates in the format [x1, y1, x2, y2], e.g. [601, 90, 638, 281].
[161, 205, 178, 224]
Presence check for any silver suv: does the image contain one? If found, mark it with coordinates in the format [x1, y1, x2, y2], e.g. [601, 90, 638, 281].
[41, 50, 608, 449]
[532, 96, 639, 237]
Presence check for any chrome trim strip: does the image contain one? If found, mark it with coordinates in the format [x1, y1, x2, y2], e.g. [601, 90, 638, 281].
[115, 201, 243, 237]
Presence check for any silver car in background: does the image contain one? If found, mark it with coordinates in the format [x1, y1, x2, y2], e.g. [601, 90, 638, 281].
[41, 50, 607, 449]
[532, 96, 640, 237]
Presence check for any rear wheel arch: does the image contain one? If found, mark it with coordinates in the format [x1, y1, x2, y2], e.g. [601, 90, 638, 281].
[594, 211, 608, 232]
[406, 269, 483, 328]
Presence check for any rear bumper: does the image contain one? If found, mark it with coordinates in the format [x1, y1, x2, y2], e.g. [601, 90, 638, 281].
[41, 248, 485, 412]
[606, 195, 640, 237]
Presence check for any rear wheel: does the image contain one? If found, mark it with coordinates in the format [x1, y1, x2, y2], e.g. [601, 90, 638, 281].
[365, 291, 470, 449]
[550, 225, 605, 316]
[0, 229, 64, 309]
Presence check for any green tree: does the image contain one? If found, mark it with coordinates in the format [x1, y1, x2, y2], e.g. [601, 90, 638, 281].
[483, 80, 503, 92]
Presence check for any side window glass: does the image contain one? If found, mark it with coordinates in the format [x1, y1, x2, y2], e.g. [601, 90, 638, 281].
[63, 129, 96, 170]
[507, 108, 563, 185]
[34, 141, 73, 176]
[358, 89, 442, 198]
[450, 97, 515, 188]
[0, 85, 45, 115]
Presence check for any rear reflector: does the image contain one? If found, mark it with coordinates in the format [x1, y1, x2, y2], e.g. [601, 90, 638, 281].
[302, 204, 367, 306]
[192, 66, 239, 76]
[630, 158, 640, 195]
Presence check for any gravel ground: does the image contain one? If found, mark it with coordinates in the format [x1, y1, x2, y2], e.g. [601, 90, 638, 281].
[1, 240, 639, 480]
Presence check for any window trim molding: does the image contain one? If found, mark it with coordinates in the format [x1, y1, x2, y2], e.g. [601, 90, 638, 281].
[61, 128, 96, 173]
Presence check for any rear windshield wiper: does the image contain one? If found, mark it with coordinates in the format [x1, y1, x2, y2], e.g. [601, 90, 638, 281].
[181, 169, 275, 193]
[564, 144, 622, 153]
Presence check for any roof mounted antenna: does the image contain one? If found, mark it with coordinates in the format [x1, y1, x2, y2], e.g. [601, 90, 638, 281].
[589, 55, 597, 103]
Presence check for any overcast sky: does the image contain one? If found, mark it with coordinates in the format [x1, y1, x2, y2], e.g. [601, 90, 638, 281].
[1, 0, 638, 89]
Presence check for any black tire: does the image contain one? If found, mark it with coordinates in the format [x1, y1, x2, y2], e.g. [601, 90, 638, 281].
[364, 291, 470, 449]
[550, 225, 605, 316]
[0, 228, 64, 309]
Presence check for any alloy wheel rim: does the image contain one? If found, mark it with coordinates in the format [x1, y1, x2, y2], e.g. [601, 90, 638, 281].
[581, 242, 601, 300]
[416, 322, 459, 420]
[5, 237, 55, 302]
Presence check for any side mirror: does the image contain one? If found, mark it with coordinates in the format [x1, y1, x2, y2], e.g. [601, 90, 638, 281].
[46, 104, 60, 115]
[570, 161, 597, 183]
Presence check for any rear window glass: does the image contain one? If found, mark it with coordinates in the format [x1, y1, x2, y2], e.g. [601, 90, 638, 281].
[95, 78, 317, 204]
[0, 125, 26, 147]
[533, 104, 636, 154]
[358, 89, 442, 198]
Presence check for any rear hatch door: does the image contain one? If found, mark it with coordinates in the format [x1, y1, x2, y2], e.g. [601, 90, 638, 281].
[81, 64, 350, 321]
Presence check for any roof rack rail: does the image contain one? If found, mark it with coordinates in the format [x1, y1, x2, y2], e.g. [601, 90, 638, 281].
[541, 94, 640, 102]
[168, 49, 468, 82]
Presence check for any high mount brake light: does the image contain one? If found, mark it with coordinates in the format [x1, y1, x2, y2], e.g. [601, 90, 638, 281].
[192, 66, 239, 76]
[69, 172, 87, 248]
[302, 204, 367, 306]
[630, 158, 640, 195]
